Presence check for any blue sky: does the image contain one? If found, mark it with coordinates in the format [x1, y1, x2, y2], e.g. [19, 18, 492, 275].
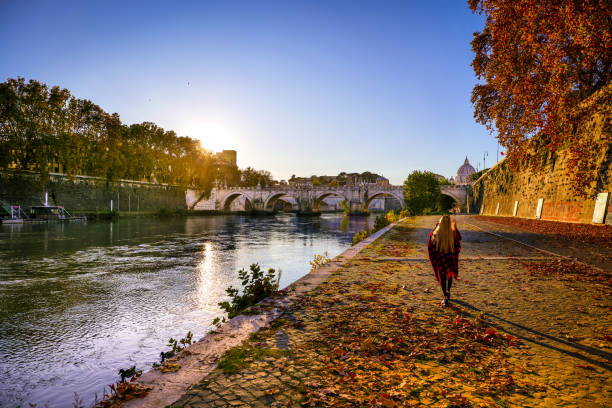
[0, 0, 501, 184]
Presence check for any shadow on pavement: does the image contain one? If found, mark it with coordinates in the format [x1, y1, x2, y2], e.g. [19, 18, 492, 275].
[453, 299, 612, 371]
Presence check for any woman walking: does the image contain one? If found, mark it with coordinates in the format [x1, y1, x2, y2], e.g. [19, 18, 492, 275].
[427, 215, 461, 307]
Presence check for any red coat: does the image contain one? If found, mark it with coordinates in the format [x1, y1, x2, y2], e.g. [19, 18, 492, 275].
[427, 229, 461, 282]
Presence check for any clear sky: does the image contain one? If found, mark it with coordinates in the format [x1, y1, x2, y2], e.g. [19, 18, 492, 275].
[0, 0, 501, 184]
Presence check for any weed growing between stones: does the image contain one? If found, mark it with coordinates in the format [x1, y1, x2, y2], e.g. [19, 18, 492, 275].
[118, 366, 142, 383]
[310, 252, 331, 272]
[97, 381, 151, 407]
[217, 263, 282, 319]
[152, 331, 194, 368]
[96, 365, 151, 407]
[96, 331, 192, 407]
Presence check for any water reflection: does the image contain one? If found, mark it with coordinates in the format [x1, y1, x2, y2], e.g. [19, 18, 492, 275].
[196, 242, 227, 310]
[0, 213, 373, 407]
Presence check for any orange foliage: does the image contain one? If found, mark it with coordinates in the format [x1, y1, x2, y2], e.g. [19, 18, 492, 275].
[469, 0, 611, 196]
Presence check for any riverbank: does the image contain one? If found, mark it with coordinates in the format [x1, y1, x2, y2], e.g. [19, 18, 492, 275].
[120, 219, 399, 408]
[1, 213, 376, 407]
[124, 215, 610, 408]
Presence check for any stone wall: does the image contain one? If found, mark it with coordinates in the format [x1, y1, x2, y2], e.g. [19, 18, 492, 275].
[0, 171, 186, 213]
[468, 116, 611, 224]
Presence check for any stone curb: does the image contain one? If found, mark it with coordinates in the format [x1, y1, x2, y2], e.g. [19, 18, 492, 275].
[122, 219, 405, 407]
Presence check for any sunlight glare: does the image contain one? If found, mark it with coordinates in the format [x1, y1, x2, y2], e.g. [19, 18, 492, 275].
[196, 242, 227, 310]
[182, 120, 238, 153]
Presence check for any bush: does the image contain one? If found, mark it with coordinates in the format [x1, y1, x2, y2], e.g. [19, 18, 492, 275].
[353, 230, 370, 245]
[399, 209, 411, 218]
[385, 209, 400, 223]
[218, 264, 281, 319]
[372, 214, 390, 232]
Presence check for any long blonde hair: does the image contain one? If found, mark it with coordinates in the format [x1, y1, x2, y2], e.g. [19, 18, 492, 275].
[432, 215, 455, 254]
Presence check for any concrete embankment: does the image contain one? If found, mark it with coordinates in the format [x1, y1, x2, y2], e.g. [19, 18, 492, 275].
[0, 171, 186, 214]
[129, 216, 611, 408]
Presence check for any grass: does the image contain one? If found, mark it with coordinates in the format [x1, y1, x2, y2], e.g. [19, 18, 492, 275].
[217, 345, 290, 375]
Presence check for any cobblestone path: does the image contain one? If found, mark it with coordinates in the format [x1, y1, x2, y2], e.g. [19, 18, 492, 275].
[171, 216, 611, 408]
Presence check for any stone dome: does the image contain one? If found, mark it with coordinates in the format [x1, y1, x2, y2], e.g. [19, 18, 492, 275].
[455, 156, 475, 184]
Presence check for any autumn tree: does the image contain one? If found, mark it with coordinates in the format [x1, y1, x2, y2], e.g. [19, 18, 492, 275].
[0, 77, 243, 192]
[469, 0, 611, 195]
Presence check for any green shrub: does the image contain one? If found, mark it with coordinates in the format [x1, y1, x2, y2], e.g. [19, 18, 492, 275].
[218, 264, 281, 319]
[353, 230, 370, 245]
[385, 209, 399, 223]
[372, 214, 390, 232]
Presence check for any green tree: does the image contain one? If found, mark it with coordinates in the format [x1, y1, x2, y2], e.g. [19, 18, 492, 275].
[0, 77, 277, 193]
[403, 171, 443, 215]
[240, 167, 273, 187]
[439, 194, 456, 212]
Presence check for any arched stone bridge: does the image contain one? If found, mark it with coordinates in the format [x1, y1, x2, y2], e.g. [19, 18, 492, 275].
[440, 184, 470, 211]
[186, 185, 406, 213]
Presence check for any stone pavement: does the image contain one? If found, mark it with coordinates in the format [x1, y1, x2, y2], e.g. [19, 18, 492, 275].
[170, 216, 611, 408]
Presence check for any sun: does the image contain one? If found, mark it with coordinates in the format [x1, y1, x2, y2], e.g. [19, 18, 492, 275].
[181, 120, 237, 153]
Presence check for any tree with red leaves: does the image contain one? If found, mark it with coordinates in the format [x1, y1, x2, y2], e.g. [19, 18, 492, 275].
[469, 0, 611, 196]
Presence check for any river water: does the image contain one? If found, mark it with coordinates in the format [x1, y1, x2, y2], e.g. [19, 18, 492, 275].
[0, 213, 373, 407]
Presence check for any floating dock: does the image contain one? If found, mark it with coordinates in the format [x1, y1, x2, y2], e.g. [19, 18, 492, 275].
[0, 202, 87, 224]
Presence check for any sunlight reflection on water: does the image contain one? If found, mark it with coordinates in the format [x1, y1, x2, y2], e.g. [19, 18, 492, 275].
[0, 213, 374, 407]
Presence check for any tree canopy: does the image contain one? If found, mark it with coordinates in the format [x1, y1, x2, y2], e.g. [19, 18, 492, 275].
[0, 78, 265, 191]
[469, 0, 611, 195]
[403, 171, 454, 215]
[239, 167, 273, 187]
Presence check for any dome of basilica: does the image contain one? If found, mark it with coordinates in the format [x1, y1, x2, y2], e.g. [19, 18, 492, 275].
[455, 156, 475, 184]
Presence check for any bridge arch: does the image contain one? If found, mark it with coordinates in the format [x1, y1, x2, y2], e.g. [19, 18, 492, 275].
[439, 186, 468, 212]
[221, 192, 253, 211]
[263, 193, 298, 211]
[313, 191, 348, 212]
[364, 191, 406, 210]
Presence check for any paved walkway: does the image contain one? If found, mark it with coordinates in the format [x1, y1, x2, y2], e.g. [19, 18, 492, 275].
[170, 216, 611, 408]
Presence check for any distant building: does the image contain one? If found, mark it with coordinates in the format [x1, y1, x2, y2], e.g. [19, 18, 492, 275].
[288, 177, 312, 187]
[455, 156, 476, 184]
[288, 171, 389, 188]
[375, 176, 390, 186]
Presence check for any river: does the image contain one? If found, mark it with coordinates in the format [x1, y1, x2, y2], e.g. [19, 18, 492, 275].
[0, 213, 374, 407]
